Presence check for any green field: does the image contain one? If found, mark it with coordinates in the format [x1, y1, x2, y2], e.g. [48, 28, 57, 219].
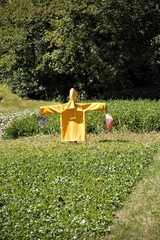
[0, 84, 160, 239]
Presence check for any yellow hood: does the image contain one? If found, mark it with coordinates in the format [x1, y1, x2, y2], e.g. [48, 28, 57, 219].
[68, 88, 77, 109]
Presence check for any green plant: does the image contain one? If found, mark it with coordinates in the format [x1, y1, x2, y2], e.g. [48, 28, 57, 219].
[2, 99, 160, 140]
[0, 135, 158, 239]
[2, 111, 60, 139]
[108, 99, 160, 132]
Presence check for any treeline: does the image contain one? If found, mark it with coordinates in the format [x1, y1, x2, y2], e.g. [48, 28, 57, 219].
[0, 0, 160, 100]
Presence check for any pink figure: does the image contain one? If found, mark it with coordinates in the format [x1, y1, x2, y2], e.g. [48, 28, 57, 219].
[105, 114, 113, 131]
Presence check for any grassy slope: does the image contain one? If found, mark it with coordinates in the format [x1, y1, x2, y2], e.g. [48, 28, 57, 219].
[0, 84, 55, 114]
[0, 84, 160, 239]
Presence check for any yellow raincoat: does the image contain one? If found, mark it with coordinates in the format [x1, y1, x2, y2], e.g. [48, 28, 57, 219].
[40, 88, 106, 141]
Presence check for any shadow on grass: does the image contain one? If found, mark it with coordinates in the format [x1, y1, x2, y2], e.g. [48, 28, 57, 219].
[98, 139, 129, 143]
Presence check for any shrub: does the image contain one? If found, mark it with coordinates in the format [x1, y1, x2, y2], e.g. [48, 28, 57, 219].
[108, 100, 160, 132]
[2, 100, 160, 140]
[2, 110, 60, 140]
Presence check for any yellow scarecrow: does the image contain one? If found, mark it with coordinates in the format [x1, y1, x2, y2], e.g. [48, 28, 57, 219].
[40, 88, 106, 142]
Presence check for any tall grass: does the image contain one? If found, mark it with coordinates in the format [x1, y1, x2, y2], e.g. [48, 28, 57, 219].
[108, 100, 160, 132]
[2, 99, 160, 139]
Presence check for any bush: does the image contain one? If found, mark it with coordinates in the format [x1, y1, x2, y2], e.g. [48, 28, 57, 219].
[108, 100, 160, 132]
[2, 100, 160, 140]
[2, 111, 60, 139]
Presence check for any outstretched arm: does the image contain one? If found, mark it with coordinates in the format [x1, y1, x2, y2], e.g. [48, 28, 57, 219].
[40, 104, 66, 115]
[81, 102, 106, 113]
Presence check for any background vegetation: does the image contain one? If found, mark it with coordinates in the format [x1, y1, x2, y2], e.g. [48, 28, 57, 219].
[0, 0, 160, 100]
[2, 98, 159, 140]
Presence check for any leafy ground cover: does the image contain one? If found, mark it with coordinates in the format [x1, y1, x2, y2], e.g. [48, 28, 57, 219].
[0, 133, 159, 239]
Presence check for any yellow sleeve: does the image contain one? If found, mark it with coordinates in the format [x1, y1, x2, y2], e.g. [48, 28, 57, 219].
[40, 103, 66, 115]
[78, 102, 106, 113]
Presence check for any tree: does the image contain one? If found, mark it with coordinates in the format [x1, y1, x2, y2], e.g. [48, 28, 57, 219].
[0, 0, 160, 99]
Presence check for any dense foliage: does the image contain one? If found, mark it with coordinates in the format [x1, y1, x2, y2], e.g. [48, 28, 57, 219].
[0, 0, 160, 100]
[2, 99, 160, 140]
[0, 135, 157, 239]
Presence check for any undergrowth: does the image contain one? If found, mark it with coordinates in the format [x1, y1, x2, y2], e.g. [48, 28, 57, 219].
[2, 99, 160, 140]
